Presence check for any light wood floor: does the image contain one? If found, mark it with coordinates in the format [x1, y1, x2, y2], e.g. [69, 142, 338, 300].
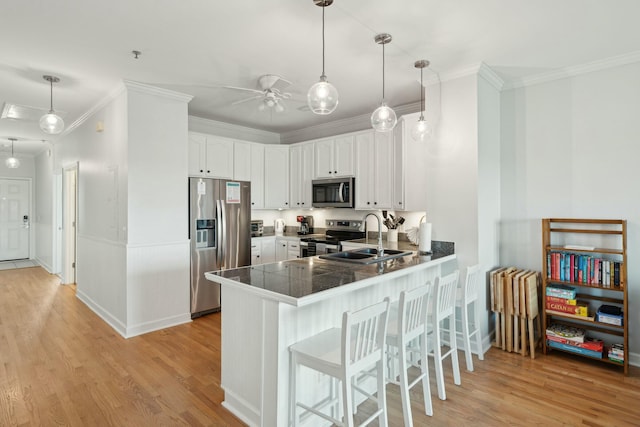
[1, 267, 639, 426]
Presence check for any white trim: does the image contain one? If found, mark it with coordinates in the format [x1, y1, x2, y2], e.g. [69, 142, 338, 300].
[221, 389, 261, 427]
[122, 80, 194, 102]
[126, 239, 190, 249]
[62, 84, 126, 136]
[76, 234, 126, 247]
[504, 50, 640, 90]
[188, 115, 280, 144]
[76, 288, 128, 337]
[124, 313, 192, 339]
[477, 63, 505, 91]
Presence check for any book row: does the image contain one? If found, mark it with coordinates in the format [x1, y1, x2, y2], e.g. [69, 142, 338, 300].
[546, 251, 623, 287]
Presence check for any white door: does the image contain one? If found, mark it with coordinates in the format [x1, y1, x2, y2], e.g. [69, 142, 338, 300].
[63, 167, 77, 284]
[0, 178, 30, 261]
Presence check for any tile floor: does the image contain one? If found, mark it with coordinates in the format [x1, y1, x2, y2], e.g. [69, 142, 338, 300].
[0, 259, 39, 270]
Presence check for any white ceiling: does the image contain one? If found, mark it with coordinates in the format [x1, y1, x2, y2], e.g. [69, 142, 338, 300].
[2, 0, 640, 156]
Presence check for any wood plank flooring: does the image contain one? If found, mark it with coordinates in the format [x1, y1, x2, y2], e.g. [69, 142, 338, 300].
[1, 267, 639, 426]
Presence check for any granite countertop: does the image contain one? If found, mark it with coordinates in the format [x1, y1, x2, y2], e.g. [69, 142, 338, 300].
[207, 246, 455, 305]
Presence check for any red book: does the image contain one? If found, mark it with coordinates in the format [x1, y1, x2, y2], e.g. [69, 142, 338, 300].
[546, 295, 577, 305]
[546, 335, 604, 352]
[545, 300, 588, 316]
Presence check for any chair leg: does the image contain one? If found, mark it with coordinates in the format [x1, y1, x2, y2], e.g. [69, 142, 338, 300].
[449, 313, 461, 386]
[433, 321, 446, 401]
[290, 353, 298, 427]
[420, 334, 433, 416]
[473, 301, 484, 361]
[376, 359, 388, 427]
[461, 303, 474, 371]
[342, 377, 354, 427]
[398, 342, 413, 427]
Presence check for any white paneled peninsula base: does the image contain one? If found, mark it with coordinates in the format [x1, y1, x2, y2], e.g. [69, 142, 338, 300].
[206, 249, 455, 426]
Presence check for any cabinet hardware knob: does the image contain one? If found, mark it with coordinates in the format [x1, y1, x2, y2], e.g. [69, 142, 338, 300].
[367, 202, 370, 205]
[200, 169, 203, 173]
[334, 170, 337, 174]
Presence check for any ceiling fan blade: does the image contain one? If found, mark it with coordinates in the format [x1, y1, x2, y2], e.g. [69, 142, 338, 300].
[221, 85, 264, 94]
[231, 95, 263, 106]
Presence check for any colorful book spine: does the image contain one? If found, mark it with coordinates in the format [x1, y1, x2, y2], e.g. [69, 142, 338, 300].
[545, 299, 588, 316]
[546, 335, 604, 352]
[546, 295, 577, 305]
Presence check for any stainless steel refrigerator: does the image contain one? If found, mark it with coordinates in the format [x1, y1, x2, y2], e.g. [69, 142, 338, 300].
[189, 177, 251, 317]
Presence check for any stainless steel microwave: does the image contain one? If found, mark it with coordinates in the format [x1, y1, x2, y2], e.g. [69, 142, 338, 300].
[312, 177, 355, 208]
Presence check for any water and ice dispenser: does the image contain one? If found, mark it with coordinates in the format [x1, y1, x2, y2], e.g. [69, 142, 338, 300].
[195, 219, 216, 249]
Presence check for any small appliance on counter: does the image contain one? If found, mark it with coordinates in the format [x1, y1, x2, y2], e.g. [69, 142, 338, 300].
[275, 218, 285, 236]
[250, 220, 263, 237]
[297, 215, 314, 235]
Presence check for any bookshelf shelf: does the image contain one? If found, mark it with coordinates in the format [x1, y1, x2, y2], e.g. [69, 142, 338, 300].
[542, 218, 628, 375]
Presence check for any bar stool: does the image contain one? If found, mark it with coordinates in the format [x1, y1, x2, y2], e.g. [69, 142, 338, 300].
[455, 264, 485, 371]
[429, 270, 461, 401]
[289, 298, 390, 427]
[385, 283, 434, 427]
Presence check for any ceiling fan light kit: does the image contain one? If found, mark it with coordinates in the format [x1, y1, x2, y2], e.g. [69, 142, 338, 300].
[371, 33, 397, 132]
[40, 75, 65, 135]
[307, 0, 339, 115]
[411, 59, 431, 142]
[5, 138, 20, 169]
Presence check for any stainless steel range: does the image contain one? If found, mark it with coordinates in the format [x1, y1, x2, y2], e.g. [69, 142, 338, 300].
[299, 219, 366, 257]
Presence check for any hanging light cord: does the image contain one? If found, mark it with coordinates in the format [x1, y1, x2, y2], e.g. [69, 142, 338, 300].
[381, 42, 386, 101]
[49, 79, 54, 112]
[11, 141, 14, 157]
[420, 66, 424, 120]
[321, 5, 326, 78]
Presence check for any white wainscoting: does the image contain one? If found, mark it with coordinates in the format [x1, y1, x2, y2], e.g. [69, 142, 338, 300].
[76, 235, 128, 336]
[125, 240, 191, 338]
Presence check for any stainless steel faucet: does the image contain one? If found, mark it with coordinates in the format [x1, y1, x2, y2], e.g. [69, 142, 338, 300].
[362, 213, 384, 257]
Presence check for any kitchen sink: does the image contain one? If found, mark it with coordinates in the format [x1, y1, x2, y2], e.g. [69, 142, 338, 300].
[319, 248, 413, 264]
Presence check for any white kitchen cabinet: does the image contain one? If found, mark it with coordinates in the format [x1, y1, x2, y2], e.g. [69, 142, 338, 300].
[314, 135, 355, 178]
[275, 237, 301, 261]
[393, 113, 429, 211]
[250, 144, 265, 209]
[233, 141, 252, 181]
[355, 130, 394, 210]
[188, 132, 234, 178]
[264, 145, 290, 209]
[290, 142, 314, 209]
[251, 236, 276, 265]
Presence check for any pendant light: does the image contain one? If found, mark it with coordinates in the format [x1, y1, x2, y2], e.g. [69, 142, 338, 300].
[307, 0, 338, 115]
[40, 75, 65, 135]
[371, 33, 397, 132]
[411, 59, 431, 142]
[5, 138, 20, 169]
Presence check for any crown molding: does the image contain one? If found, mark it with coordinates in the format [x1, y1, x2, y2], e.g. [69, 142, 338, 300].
[188, 115, 280, 144]
[280, 101, 421, 144]
[122, 80, 194, 102]
[503, 50, 640, 90]
[62, 83, 127, 136]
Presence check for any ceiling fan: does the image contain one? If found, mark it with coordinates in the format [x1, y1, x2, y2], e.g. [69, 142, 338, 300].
[222, 74, 295, 113]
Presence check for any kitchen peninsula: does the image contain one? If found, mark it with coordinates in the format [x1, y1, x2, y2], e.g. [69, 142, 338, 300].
[205, 247, 455, 426]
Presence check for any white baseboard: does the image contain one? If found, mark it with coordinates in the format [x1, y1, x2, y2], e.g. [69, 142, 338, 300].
[124, 313, 192, 338]
[221, 388, 260, 427]
[76, 289, 128, 337]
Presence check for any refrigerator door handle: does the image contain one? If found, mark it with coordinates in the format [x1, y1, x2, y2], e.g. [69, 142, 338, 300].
[216, 199, 223, 268]
[220, 199, 227, 270]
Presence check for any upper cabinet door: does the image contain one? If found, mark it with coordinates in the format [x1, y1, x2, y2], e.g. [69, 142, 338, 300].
[205, 136, 234, 179]
[234, 141, 252, 181]
[264, 145, 290, 209]
[188, 133, 207, 177]
[314, 139, 334, 178]
[250, 144, 265, 209]
[373, 131, 394, 209]
[188, 132, 234, 178]
[333, 135, 355, 177]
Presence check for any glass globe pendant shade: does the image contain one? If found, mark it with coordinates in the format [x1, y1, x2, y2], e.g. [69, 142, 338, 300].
[411, 117, 431, 142]
[371, 102, 397, 132]
[307, 76, 338, 115]
[40, 111, 65, 135]
[5, 156, 20, 169]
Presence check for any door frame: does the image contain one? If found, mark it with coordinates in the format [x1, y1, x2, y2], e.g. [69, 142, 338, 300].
[60, 163, 78, 285]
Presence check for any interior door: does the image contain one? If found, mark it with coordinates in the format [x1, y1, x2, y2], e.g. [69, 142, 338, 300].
[0, 178, 30, 261]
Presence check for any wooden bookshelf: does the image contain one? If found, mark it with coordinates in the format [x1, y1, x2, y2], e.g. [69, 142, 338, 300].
[541, 218, 628, 375]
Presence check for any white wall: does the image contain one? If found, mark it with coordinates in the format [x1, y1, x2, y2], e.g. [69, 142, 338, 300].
[34, 150, 54, 271]
[501, 61, 640, 359]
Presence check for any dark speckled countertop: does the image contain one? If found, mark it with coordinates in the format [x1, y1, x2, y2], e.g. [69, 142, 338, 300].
[207, 246, 455, 306]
